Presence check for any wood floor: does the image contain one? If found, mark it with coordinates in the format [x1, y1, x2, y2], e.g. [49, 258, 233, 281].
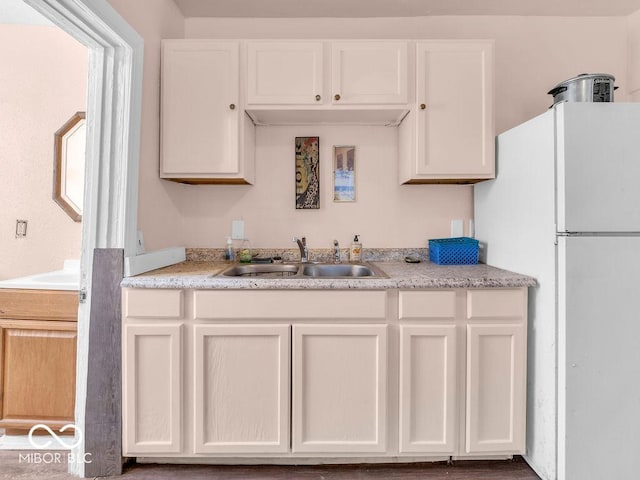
[0, 451, 541, 480]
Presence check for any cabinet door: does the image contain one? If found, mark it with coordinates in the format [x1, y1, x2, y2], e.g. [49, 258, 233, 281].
[193, 324, 290, 453]
[123, 323, 182, 454]
[292, 324, 387, 453]
[331, 41, 408, 104]
[399, 325, 456, 453]
[161, 41, 245, 181]
[0, 325, 76, 430]
[247, 42, 324, 105]
[465, 323, 526, 454]
[411, 41, 494, 182]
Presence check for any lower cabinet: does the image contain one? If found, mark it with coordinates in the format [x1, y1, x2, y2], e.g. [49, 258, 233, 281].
[0, 289, 78, 434]
[193, 324, 290, 453]
[399, 324, 457, 453]
[465, 323, 526, 454]
[292, 324, 387, 453]
[123, 323, 183, 454]
[122, 287, 527, 460]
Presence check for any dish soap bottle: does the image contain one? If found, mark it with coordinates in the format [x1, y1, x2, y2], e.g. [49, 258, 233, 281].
[225, 236, 235, 262]
[239, 238, 252, 263]
[350, 235, 362, 262]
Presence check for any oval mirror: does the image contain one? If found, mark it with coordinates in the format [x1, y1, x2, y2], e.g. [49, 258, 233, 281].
[53, 112, 86, 222]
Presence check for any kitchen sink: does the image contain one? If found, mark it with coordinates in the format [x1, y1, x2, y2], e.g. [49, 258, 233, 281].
[301, 263, 377, 277]
[220, 262, 387, 278]
[221, 263, 300, 277]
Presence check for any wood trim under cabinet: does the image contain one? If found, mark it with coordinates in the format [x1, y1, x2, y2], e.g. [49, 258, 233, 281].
[0, 289, 78, 321]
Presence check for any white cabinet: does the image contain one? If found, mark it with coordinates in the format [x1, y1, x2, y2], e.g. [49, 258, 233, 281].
[464, 289, 527, 455]
[161, 40, 255, 184]
[193, 324, 290, 453]
[331, 41, 408, 104]
[122, 289, 184, 455]
[246, 40, 408, 107]
[123, 323, 183, 455]
[292, 324, 387, 453]
[399, 325, 457, 453]
[465, 323, 526, 454]
[398, 288, 527, 457]
[400, 40, 494, 184]
[121, 287, 526, 460]
[247, 41, 324, 105]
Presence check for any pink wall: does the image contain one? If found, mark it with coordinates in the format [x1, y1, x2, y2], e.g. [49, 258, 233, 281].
[0, 25, 86, 280]
[102, 6, 634, 251]
[106, 0, 185, 251]
[186, 16, 630, 134]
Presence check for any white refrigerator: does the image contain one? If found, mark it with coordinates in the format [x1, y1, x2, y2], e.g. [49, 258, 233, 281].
[474, 103, 640, 480]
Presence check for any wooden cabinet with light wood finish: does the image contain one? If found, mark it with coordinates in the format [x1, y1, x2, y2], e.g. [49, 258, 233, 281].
[0, 289, 78, 434]
[399, 40, 494, 184]
[161, 40, 255, 184]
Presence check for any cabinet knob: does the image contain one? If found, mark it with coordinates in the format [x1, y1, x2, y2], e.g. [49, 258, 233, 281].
[315, 94, 321, 101]
[229, 103, 236, 110]
[334, 94, 341, 101]
[420, 103, 426, 110]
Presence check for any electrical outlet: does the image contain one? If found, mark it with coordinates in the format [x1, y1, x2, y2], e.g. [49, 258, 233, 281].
[231, 220, 244, 240]
[15, 220, 28, 238]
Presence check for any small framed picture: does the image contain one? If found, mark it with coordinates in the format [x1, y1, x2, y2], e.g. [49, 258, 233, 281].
[333, 145, 356, 202]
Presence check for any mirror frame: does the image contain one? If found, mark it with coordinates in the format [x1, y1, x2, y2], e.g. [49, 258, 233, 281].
[53, 111, 85, 222]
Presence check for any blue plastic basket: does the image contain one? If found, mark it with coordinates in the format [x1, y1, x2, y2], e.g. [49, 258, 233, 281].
[428, 237, 479, 265]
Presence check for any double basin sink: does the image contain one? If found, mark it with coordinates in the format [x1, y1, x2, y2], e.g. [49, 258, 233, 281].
[220, 262, 387, 279]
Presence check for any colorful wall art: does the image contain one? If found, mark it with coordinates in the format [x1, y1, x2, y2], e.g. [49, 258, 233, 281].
[295, 136, 320, 209]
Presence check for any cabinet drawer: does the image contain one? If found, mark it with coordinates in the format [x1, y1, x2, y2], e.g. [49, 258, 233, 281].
[194, 290, 386, 320]
[466, 289, 526, 320]
[123, 289, 183, 319]
[399, 290, 456, 320]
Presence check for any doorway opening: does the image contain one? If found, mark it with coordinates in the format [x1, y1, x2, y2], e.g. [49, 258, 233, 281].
[2, 0, 143, 476]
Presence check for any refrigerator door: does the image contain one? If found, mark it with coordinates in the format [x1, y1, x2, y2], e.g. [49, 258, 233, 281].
[557, 235, 640, 480]
[556, 103, 640, 233]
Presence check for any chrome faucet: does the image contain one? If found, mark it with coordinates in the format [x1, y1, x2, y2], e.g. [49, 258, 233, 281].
[333, 240, 341, 263]
[293, 236, 309, 263]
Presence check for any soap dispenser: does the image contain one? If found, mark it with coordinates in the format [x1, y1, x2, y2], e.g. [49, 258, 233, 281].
[350, 235, 362, 262]
[225, 236, 235, 262]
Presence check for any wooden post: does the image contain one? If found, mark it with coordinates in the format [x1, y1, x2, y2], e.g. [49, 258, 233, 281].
[84, 248, 124, 477]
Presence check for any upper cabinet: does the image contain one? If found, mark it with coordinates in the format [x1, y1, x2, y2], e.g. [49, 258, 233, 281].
[331, 41, 408, 105]
[160, 39, 494, 185]
[247, 41, 324, 105]
[161, 40, 255, 184]
[399, 41, 495, 184]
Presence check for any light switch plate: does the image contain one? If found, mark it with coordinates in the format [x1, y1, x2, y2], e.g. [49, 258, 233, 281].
[451, 219, 464, 237]
[231, 220, 244, 240]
